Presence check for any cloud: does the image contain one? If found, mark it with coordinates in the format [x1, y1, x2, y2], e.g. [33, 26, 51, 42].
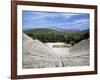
[59, 13, 81, 19]
[30, 12, 83, 21]
[51, 18, 89, 30]
[22, 11, 90, 30]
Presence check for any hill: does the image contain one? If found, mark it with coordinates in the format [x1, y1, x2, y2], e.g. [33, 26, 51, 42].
[24, 28, 61, 34]
[23, 28, 89, 44]
[47, 26, 81, 32]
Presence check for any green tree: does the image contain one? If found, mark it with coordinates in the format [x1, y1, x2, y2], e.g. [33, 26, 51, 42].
[70, 41, 75, 46]
[83, 32, 89, 39]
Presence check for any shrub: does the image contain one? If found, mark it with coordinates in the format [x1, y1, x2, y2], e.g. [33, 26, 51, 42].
[83, 32, 89, 39]
[70, 41, 75, 46]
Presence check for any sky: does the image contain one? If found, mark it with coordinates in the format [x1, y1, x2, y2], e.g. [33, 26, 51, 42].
[22, 10, 90, 31]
